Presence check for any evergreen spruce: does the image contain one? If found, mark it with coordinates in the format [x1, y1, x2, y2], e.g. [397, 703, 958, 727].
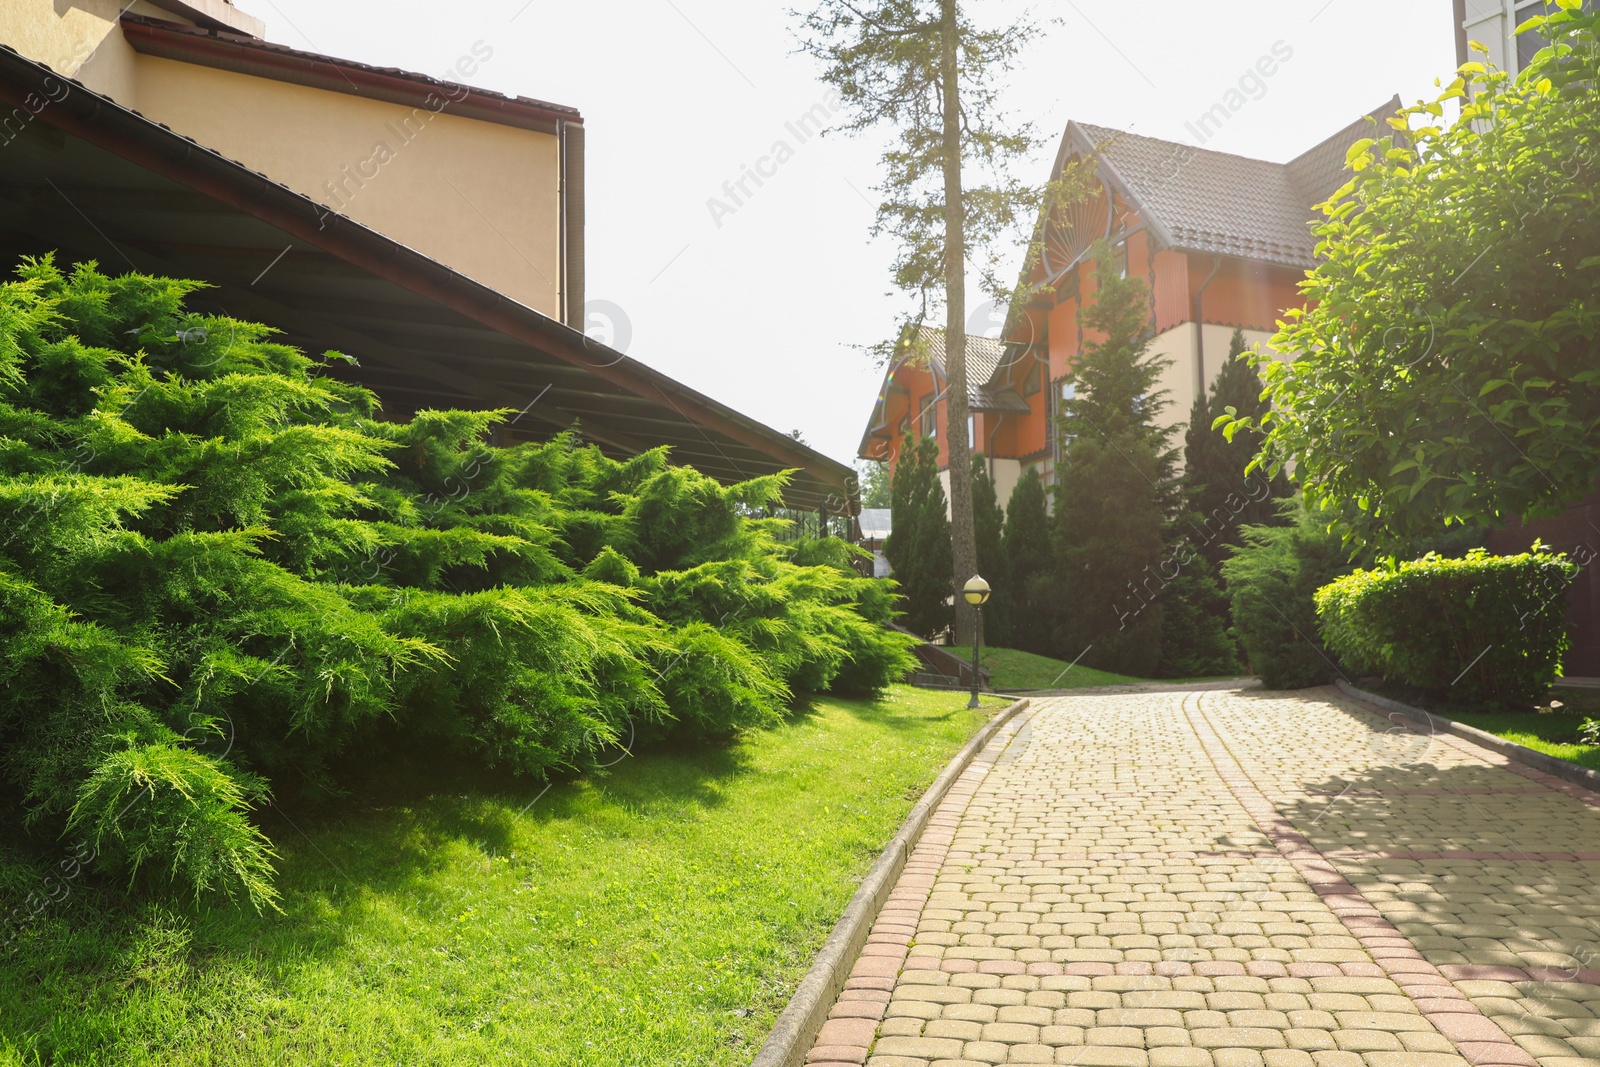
[1040, 244, 1173, 676]
[1181, 327, 1291, 567]
[970, 454, 1012, 649]
[1000, 467, 1051, 655]
[883, 433, 953, 639]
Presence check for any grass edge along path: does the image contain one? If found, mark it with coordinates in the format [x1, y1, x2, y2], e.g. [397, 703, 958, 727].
[979, 644, 1238, 691]
[0, 686, 1005, 1067]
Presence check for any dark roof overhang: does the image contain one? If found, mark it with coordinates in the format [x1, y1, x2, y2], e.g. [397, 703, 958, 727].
[0, 46, 852, 513]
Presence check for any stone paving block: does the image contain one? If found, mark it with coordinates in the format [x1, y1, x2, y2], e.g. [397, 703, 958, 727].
[802, 691, 1600, 1067]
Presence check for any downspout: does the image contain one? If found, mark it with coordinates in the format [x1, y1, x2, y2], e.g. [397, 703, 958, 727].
[1193, 256, 1222, 402]
[557, 117, 568, 325]
[987, 413, 1003, 482]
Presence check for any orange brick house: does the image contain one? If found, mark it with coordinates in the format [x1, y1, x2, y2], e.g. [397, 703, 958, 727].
[859, 101, 1399, 510]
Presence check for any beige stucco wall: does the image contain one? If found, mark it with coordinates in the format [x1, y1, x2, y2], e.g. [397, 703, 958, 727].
[1150, 322, 1276, 437]
[130, 57, 562, 317]
[5, 0, 169, 105]
[988, 457, 1022, 520]
[1, 3, 564, 319]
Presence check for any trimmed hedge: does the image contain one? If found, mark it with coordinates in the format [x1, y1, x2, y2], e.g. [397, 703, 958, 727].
[1315, 547, 1577, 708]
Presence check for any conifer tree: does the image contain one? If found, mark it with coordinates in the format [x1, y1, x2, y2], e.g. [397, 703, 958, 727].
[0, 257, 918, 909]
[883, 433, 953, 638]
[1182, 327, 1290, 567]
[970, 453, 1012, 648]
[796, 0, 1040, 646]
[1040, 243, 1173, 676]
[1001, 466, 1050, 655]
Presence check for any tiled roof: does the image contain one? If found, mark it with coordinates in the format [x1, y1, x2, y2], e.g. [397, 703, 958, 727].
[905, 326, 1032, 414]
[1073, 98, 1400, 270]
[1285, 98, 1403, 212]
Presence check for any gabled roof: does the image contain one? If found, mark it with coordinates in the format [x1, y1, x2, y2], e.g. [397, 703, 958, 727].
[0, 45, 852, 512]
[1285, 99, 1403, 212]
[1056, 98, 1401, 272]
[904, 327, 1032, 415]
[856, 325, 1031, 460]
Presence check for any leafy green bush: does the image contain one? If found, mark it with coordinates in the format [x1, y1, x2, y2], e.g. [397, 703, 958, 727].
[0, 257, 916, 909]
[1315, 547, 1576, 708]
[1221, 500, 1356, 690]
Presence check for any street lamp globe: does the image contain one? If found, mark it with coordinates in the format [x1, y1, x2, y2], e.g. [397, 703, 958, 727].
[963, 575, 991, 606]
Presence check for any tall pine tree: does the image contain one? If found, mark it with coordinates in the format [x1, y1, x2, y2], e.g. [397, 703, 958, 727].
[1001, 467, 1051, 656]
[1040, 243, 1174, 676]
[883, 433, 953, 638]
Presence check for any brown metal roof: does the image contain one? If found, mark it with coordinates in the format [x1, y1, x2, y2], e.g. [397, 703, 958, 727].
[0, 45, 852, 513]
[856, 326, 1031, 459]
[1065, 100, 1401, 271]
[121, 15, 582, 135]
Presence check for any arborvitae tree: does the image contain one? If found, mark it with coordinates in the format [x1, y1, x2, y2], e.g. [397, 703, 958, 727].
[883, 433, 952, 638]
[1001, 466, 1051, 655]
[1040, 244, 1173, 676]
[970, 453, 1012, 648]
[1182, 327, 1291, 567]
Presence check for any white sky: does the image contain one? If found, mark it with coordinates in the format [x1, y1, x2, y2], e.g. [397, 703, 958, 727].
[249, 0, 1458, 467]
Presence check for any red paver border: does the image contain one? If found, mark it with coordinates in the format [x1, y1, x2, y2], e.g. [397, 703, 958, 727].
[800, 709, 1033, 1067]
[1439, 963, 1600, 986]
[1185, 691, 1539, 1067]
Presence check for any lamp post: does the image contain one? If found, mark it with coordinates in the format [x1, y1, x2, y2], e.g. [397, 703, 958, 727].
[962, 575, 991, 709]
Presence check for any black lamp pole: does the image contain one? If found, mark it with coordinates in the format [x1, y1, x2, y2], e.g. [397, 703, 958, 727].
[962, 575, 990, 709]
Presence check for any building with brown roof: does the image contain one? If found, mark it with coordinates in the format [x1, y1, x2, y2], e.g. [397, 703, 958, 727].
[859, 101, 1399, 510]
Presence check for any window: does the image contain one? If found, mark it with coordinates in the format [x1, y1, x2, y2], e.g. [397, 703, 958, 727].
[1051, 380, 1077, 463]
[1022, 362, 1041, 397]
[1515, 0, 1598, 71]
[1112, 240, 1129, 279]
[967, 414, 975, 448]
[919, 395, 937, 438]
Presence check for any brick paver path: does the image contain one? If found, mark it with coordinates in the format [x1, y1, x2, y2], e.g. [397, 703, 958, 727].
[803, 685, 1600, 1067]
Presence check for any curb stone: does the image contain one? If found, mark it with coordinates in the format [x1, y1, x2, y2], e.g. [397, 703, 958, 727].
[748, 696, 1030, 1067]
[1336, 677, 1600, 795]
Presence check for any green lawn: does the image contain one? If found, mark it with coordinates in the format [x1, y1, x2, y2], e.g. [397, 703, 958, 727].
[0, 687, 1005, 1067]
[1448, 687, 1600, 772]
[980, 645, 1221, 691]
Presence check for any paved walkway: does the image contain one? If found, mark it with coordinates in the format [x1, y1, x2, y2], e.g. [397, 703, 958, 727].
[803, 686, 1600, 1067]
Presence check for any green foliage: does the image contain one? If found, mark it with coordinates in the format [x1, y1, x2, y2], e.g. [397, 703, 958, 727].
[1315, 546, 1577, 708]
[1000, 467, 1051, 655]
[1182, 328, 1291, 566]
[1155, 555, 1239, 679]
[856, 459, 892, 508]
[970, 454, 1012, 648]
[0, 257, 915, 909]
[883, 433, 952, 638]
[793, 0, 1040, 310]
[1040, 248, 1173, 676]
[1221, 500, 1358, 689]
[1230, 10, 1600, 547]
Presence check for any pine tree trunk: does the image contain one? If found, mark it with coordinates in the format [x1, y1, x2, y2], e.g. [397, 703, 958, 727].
[940, 0, 977, 646]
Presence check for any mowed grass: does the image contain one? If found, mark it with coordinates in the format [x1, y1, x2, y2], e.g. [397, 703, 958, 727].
[0, 687, 1005, 1067]
[980, 645, 1151, 690]
[1449, 687, 1600, 772]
